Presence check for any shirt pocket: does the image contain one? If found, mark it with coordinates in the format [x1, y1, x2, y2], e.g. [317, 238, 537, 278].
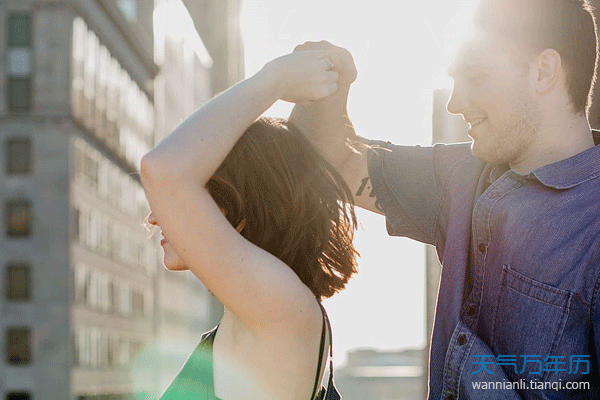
[491, 265, 572, 382]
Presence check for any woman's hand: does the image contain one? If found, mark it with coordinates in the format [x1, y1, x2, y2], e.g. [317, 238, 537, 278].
[260, 50, 340, 103]
[294, 41, 357, 87]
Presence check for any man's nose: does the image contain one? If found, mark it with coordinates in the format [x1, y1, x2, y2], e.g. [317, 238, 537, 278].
[446, 83, 469, 115]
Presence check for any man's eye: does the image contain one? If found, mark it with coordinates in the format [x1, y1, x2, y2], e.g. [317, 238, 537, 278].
[468, 74, 488, 86]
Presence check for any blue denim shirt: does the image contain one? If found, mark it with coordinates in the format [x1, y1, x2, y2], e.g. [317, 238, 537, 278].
[367, 133, 600, 399]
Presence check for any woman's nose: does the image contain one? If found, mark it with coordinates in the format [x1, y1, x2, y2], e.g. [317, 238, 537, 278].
[147, 212, 158, 226]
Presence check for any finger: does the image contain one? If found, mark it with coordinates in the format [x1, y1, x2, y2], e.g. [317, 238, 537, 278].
[294, 40, 339, 52]
[318, 40, 335, 48]
[322, 56, 334, 71]
[294, 41, 320, 52]
[325, 70, 339, 83]
[326, 82, 339, 96]
[292, 49, 328, 58]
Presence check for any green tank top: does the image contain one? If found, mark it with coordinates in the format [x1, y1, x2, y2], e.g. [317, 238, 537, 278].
[159, 326, 220, 400]
[158, 304, 340, 400]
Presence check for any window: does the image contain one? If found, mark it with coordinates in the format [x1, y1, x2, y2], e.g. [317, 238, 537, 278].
[6, 138, 32, 174]
[5, 199, 32, 238]
[73, 207, 80, 239]
[7, 77, 32, 112]
[117, 0, 138, 21]
[5, 327, 31, 365]
[8, 13, 32, 47]
[132, 289, 144, 316]
[5, 263, 31, 301]
[6, 393, 32, 400]
[7, 13, 33, 113]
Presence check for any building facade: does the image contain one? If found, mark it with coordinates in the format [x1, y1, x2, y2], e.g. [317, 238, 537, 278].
[0, 0, 241, 398]
[336, 348, 425, 400]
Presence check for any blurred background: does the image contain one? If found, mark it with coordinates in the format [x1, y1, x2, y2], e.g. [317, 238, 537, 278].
[2, 0, 600, 399]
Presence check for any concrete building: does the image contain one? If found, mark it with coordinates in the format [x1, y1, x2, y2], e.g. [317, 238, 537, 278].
[181, 0, 245, 93]
[0, 0, 239, 398]
[336, 348, 426, 400]
[0, 0, 157, 398]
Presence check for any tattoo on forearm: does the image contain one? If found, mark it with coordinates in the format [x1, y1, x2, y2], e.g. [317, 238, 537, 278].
[356, 177, 369, 196]
[355, 176, 375, 197]
[356, 177, 382, 212]
[356, 177, 377, 198]
[374, 199, 383, 212]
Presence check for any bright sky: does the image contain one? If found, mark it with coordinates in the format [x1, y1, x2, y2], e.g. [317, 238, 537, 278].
[240, 0, 479, 366]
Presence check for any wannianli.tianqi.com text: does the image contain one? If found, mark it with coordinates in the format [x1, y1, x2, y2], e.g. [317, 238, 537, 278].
[471, 380, 591, 391]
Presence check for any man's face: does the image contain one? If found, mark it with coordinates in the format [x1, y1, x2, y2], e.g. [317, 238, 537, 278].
[447, 37, 540, 166]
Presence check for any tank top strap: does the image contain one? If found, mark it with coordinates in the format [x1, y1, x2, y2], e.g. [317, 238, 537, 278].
[310, 303, 341, 400]
[309, 304, 328, 399]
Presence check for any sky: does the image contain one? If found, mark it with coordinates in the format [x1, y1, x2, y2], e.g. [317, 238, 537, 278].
[240, 0, 478, 366]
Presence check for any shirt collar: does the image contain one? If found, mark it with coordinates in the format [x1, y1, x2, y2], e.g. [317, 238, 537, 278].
[531, 130, 600, 189]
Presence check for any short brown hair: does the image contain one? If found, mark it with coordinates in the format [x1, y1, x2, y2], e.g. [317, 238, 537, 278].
[207, 117, 358, 300]
[475, 0, 598, 115]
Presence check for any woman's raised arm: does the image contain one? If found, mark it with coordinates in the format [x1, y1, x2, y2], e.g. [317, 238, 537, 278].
[141, 50, 338, 184]
[140, 50, 339, 335]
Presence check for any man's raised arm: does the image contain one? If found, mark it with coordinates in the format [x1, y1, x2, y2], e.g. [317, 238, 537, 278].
[289, 41, 381, 214]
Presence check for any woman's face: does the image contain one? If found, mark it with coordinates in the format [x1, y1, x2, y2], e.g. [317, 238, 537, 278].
[147, 212, 189, 271]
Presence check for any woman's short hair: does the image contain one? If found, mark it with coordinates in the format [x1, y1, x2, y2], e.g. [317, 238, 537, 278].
[207, 117, 358, 300]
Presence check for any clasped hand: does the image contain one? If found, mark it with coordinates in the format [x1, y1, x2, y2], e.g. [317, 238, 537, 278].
[261, 42, 356, 104]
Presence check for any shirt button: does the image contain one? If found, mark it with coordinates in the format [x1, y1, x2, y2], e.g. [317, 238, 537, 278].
[466, 306, 476, 316]
[457, 334, 467, 345]
[478, 243, 486, 253]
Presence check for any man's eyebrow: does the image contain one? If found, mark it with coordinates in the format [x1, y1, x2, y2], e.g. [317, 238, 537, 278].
[447, 62, 489, 78]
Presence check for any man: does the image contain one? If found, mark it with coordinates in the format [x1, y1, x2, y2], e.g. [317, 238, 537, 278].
[290, 0, 600, 398]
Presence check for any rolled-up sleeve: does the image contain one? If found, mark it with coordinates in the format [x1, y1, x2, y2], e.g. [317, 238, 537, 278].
[366, 140, 472, 245]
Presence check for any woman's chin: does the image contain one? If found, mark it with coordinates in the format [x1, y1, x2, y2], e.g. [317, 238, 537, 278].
[164, 264, 188, 271]
[163, 252, 189, 271]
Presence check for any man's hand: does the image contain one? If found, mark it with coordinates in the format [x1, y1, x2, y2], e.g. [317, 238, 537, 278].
[288, 42, 380, 214]
[293, 41, 357, 87]
[288, 42, 357, 168]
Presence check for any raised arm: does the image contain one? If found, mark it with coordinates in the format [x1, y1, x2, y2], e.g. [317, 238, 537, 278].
[140, 50, 339, 334]
[289, 41, 382, 214]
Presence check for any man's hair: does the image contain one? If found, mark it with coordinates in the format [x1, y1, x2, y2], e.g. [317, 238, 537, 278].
[207, 117, 358, 301]
[475, 0, 599, 115]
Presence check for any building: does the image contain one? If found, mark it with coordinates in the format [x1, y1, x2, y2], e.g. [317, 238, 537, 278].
[181, 0, 245, 93]
[335, 348, 426, 400]
[0, 0, 241, 398]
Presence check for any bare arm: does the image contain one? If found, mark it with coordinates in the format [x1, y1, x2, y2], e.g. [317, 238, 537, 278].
[289, 42, 382, 214]
[140, 51, 339, 335]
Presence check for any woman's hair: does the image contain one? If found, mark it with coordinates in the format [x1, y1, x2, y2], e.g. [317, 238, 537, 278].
[207, 116, 358, 300]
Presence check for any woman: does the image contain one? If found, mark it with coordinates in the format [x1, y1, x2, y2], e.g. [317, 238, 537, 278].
[141, 49, 358, 400]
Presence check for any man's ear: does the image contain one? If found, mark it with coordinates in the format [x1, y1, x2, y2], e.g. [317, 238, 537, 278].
[532, 48, 562, 94]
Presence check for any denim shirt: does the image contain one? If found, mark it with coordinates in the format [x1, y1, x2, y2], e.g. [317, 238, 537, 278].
[367, 133, 600, 400]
